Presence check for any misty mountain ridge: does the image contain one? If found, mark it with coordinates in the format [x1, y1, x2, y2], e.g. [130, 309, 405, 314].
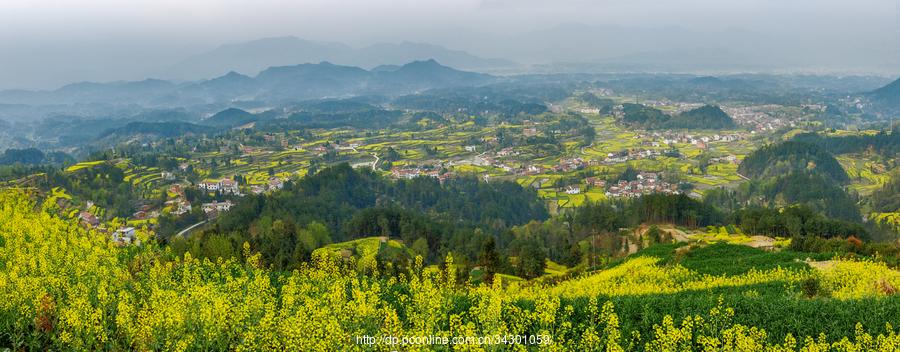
[164, 36, 515, 80]
[0, 60, 497, 107]
[868, 77, 900, 111]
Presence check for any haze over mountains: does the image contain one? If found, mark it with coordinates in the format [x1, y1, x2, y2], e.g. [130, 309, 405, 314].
[164, 37, 515, 80]
[0, 59, 495, 107]
[3, 0, 899, 89]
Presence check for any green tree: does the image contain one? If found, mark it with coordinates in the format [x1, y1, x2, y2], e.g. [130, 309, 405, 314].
[478, 237, 501, 284]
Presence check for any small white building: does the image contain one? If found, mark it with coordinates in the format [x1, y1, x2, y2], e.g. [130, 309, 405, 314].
[113, 227, 137, 245]
[219, 179, 240, 195]
[198, 181, 219, 191]
[202, 200, 234, 216]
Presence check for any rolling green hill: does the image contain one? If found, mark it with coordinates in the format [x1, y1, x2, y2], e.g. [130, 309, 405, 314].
[665, 104, 735, 129]
[620, 104, 735, 130]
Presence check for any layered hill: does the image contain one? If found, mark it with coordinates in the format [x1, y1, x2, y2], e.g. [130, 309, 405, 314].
[164, 36, 515, 80]
[0, 60, 496, 107]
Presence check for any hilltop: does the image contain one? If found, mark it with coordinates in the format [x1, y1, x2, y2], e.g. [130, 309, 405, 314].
[730, 141, 860, 221]
[664, 104, 735, 129]
[201, 108, 258, 128]
[738, 141, 848, 183]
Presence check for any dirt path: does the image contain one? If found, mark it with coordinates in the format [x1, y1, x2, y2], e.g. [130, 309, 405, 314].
[805, 260, 836, 270]
[746, 235, 775, 249]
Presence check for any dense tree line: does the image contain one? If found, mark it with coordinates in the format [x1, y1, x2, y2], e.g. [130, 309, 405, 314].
[869, 173, 900, 213]
[181, 164, 548, 270]
[731, 205, 867, 239]
[0, 148, 73, 166]
[97, 121, 209, 139]
[790, 130, 899, 156]
[705, 171, 861, 223]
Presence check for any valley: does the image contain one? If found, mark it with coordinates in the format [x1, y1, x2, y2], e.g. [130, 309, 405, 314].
[0, 60, 898, 350]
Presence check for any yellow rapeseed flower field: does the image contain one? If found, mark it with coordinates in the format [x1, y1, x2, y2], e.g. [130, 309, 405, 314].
[1, 189, 899, 350]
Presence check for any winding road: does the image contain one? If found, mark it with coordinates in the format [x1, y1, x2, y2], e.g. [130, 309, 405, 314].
[175, 220, 207, 238]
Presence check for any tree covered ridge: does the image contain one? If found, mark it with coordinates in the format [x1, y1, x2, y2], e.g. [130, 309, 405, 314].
[621, 104, 735, 130]
[738, 141, 849, 184]
[790, 131, 899, 156]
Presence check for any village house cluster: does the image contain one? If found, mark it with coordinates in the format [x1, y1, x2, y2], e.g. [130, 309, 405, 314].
[723, 106, 799, 132]
[644, 131, 744, 147]
[389, 167, 452, 183]
[310, 141, 364, 155]
[552, 157, 593, 172]
[604, 172, 680, 198]
[198, 178, 241, 195]
[250, 177, 285, 195]
[165, 184, 192, 216]
[77, 206, 141, 246]
[603, 149, 662, 164]
[201, 200, 234, 217]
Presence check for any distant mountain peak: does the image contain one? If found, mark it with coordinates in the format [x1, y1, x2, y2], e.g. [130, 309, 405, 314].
[397, 59, 449, 72]
[213, 71, 252, 81]
[222, 70, 247, 77]
[403, 58, 440, 66]
[164, 37, 515, 80]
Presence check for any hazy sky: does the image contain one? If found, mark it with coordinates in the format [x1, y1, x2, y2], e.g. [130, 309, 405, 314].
[1, 0, 898, 89]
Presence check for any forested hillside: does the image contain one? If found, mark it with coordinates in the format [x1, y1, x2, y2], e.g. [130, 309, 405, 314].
[620, 104, 735, 130]
[738, 141, 848, 183]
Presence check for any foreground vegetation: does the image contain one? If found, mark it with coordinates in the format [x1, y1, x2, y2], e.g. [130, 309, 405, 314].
[3, 190, 900, 351]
